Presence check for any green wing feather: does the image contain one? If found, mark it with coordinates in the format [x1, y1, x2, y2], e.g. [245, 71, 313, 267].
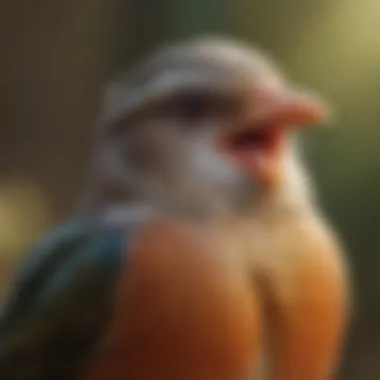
[0, 219, 129, 379]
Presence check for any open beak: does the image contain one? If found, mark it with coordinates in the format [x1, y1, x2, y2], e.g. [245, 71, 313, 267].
[221, 88, 330, 189]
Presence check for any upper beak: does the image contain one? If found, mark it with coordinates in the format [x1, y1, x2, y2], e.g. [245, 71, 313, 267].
[249, 87, 331, 128]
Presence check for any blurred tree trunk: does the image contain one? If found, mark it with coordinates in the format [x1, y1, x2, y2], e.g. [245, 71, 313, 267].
[0, 0, 128, 295]
[0, 0, 122, 220]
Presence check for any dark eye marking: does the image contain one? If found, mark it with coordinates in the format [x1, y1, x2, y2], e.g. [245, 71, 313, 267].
[175, 91, 214, 120]
[157, 90, 240, 123]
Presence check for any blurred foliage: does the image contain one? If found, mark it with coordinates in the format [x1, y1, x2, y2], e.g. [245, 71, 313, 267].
[1, 0, 380, 379]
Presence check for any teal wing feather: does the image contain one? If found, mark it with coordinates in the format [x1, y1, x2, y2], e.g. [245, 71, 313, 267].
[0, 219, 129, 380]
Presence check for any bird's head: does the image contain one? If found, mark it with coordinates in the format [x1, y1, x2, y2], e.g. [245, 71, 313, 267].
[91, 37, 329, 219]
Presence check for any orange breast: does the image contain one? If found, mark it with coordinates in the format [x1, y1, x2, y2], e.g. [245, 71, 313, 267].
[84, 221, 261, 380]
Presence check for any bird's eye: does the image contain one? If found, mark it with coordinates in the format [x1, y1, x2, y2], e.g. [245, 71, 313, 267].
[157, 90, 238, 123]
[175, 92, 214, 121]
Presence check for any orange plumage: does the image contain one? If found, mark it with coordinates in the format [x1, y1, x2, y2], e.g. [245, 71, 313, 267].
[85, 221, 261, 380]
[84, 216, 349, 380]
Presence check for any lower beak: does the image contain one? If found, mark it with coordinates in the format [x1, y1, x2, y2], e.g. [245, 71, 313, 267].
[221, 88, 330, 189]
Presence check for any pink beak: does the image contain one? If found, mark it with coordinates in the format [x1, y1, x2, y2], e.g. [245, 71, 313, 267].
[250, 87, 331, 128]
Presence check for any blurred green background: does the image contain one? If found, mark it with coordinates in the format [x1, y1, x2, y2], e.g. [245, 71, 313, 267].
[0, 1, 379, 379]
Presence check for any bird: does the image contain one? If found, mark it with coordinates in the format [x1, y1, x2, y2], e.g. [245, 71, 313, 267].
[0, 37, 350, 380]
